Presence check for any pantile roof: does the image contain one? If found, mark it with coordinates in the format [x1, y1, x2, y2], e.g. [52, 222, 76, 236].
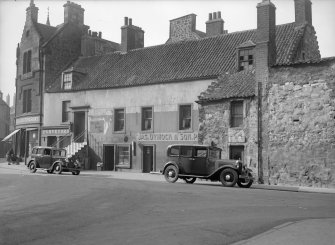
[197, 70, 256, 102]
[47, 22, 312, 92]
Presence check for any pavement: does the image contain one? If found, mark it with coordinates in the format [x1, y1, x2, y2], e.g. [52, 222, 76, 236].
[1, 159, 335, 245]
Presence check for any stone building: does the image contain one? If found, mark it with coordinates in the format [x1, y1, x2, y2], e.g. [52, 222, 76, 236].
[0, 91, 10, 157]
[14, 0, 118, 158]
[197, 0, 335, 187]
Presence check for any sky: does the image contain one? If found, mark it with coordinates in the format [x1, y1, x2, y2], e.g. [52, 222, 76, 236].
[0, 0, 335, 106]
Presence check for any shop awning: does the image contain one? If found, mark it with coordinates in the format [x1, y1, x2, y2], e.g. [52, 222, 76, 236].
[2, 129, 20, 142]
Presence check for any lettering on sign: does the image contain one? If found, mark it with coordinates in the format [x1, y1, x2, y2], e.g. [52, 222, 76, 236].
[137, 132, 198, 142]
[42, 129, 70, 136]
[16, 116, 40, 125]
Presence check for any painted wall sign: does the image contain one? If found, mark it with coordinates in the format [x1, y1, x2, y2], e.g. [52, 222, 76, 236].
[16, 116, 40, 125]
[90, 120, 104, 133]
[137, 132, 198, 142]
[42, 129, 70, 136]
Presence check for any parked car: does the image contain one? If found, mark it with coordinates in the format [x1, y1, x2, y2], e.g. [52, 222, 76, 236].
[27, 146, 81, 175]
[162, 144, 254, 188]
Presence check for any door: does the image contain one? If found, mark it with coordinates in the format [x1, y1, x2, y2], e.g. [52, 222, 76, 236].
[193, 146, 208, 175]
[73, 111, 85, 142]
[143, 146, 154, 173]
[179, 146, 194, 174]
[104, 145, 115, 171]
[40, 148, 52, 168]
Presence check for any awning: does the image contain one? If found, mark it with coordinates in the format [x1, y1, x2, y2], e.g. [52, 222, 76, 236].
[2, 129, 20, 142]
[26, 128, 37, 131]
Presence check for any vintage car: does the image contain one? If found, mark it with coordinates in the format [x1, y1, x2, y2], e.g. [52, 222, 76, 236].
[162, 144, 254, 188]
[27, 146, 81, 175]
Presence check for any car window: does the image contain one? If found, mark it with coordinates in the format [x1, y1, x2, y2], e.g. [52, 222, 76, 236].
[53, 150, 66, 157]
[37, 148, 44, 154]
[180, 146, 193, 157]
[170, 146, 180, 156]
[195, 148, 207, 158]
[32, 148, 37, 154]
[44, 149, 51, 156]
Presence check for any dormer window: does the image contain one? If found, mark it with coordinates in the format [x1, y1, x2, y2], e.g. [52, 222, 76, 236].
[62, 72, 72, 90]
[239, 49, 254, 71]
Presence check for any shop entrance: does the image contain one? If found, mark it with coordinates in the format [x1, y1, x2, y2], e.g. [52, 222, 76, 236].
[143, 145, 154, 173]
[73, 111, 85, 142]
[103, 145, 115, 171]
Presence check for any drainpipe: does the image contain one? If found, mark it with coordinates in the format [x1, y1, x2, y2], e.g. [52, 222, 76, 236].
[38, 45, 45, 146]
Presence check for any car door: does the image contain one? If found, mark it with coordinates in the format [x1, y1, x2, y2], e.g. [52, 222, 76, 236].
[178, 146, 194, 174]
[40, 148, 52, 169]
[193, 147, 209, 175]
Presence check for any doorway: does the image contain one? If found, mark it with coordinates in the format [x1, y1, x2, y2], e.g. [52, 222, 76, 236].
[73, 111, 85, 142]
[103, 145, 115, 171]
[229, 145, 245, 162]
[143, 145, 154, 173]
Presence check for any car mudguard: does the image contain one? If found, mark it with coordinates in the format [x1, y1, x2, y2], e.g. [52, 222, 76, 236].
[162, 161, 179, 174]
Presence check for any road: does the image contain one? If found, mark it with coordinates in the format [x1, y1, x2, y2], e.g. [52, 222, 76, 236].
[1, 171, 335, 245]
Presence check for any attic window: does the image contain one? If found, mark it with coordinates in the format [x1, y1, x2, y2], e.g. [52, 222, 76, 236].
[238, 49, 254, 71]
[26, 30, 30, 37]
[62, 72, 72, 90]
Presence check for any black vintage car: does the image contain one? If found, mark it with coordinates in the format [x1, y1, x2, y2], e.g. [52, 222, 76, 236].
[27, 146, 81, 175]
[162, 144, 254, 188]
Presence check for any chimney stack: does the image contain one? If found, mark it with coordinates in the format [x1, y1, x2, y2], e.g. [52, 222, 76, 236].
[121, 17, 144, 53]
[63, 1, 85, 26]
[206, 11, 224, 37]
[294, 0, 312, 26]
[26, 0, 39, 25]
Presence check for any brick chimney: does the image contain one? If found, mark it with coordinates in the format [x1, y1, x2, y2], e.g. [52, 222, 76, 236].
[256, 0, 276, 69]
[64, 1, 84, 26]
[206, 11, 225, 37]
[121, 17, 144, 53]
[294, 0, 312, 26]
[26, 0, 39, 25]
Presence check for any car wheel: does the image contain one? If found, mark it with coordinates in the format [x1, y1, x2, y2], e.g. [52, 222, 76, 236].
[237, 174, 253, 188]
[53, 163, 62, 174]
[220, 168, 238, 187]
[184, 177, 196, 184]
[29, 161, 37, 173]
[72, 170, 80, 175]
[164, 165, 179, 183]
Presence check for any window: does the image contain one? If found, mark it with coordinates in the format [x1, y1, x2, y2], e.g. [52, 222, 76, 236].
[238, 49, 253, 71]
[231, 101, 243, 127]
[230, 145, 244, 162]
[44, 149, 51, 156]
[22, 89, 32, 113]
[179, 104, 192, 130]
[114, 108, 125, 132]
[117, 145, 130, 167]
[142, 107, 153, 131]
[170, 146, 180, 156]
[180, 146, 193, 157]
[195, 148, 207, 158]
[23, 50, 32, 74]
[62, 101, 71, 122]
[63, 72, 72, 90]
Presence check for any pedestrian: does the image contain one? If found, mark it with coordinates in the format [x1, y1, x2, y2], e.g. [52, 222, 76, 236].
[6, 148, 14, 165]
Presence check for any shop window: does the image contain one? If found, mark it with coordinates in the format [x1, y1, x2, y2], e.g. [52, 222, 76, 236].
[62, 101, 71, 122]
[238, 49, 253, 71]
[142, 107, 153, 131]
[114, 108, 125, 132]
[117, 145, 131, 168]
[62, 72, 72, 90]
[179, 104, 192, 130]
[22, 89, 32, 113]
[230, 101, 243, 127]
[23, 50, 32, 74]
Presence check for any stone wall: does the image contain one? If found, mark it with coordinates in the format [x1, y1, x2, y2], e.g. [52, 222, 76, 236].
[266, 59, 335, 187]
[198, 98, 258, 172]
[167, 14, 201, 43]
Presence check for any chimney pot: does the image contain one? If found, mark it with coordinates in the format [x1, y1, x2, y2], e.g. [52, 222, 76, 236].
[213, 12, 217, 19]
[88, 30, 91, 36]
[98, 31, 102, 38]
[124, 16, 128, 25]
[92, 31, 97, 37]
[209, 13, 212, 20]
[218, 11, 221, 19]
[129, 18, 132, 26]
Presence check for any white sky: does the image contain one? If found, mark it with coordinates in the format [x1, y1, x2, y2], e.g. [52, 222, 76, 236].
[1, 0, 335, 106]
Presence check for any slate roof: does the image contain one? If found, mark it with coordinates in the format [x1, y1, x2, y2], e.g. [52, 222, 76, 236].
[197, 70, 256, 103]
[34, 23, 58, 43]
[47, 22, 310, 92]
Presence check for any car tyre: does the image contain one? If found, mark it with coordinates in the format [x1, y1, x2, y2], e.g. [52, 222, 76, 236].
[72, 170, 80, 175]
[164, 165, 179, 183]
[29, 161, 37, 173]
[237, 174, 253, 188]
[53, 163, 62, 174]
[184, 177, 196, 184]
[220, 168, 238, 187]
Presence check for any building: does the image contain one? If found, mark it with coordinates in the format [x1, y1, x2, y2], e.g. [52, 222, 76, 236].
[0, 91, 10, 157]
[14, 0, 118, 159]
[197, 0, 335, 187]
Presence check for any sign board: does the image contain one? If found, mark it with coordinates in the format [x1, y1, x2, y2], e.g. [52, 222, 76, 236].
[137, 132, 198, 142]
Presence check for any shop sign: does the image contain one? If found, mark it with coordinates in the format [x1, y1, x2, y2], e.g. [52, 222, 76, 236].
[42, 129, 70, 136]
[16, 116, 40, 125]
[137, 132, 198, 142]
